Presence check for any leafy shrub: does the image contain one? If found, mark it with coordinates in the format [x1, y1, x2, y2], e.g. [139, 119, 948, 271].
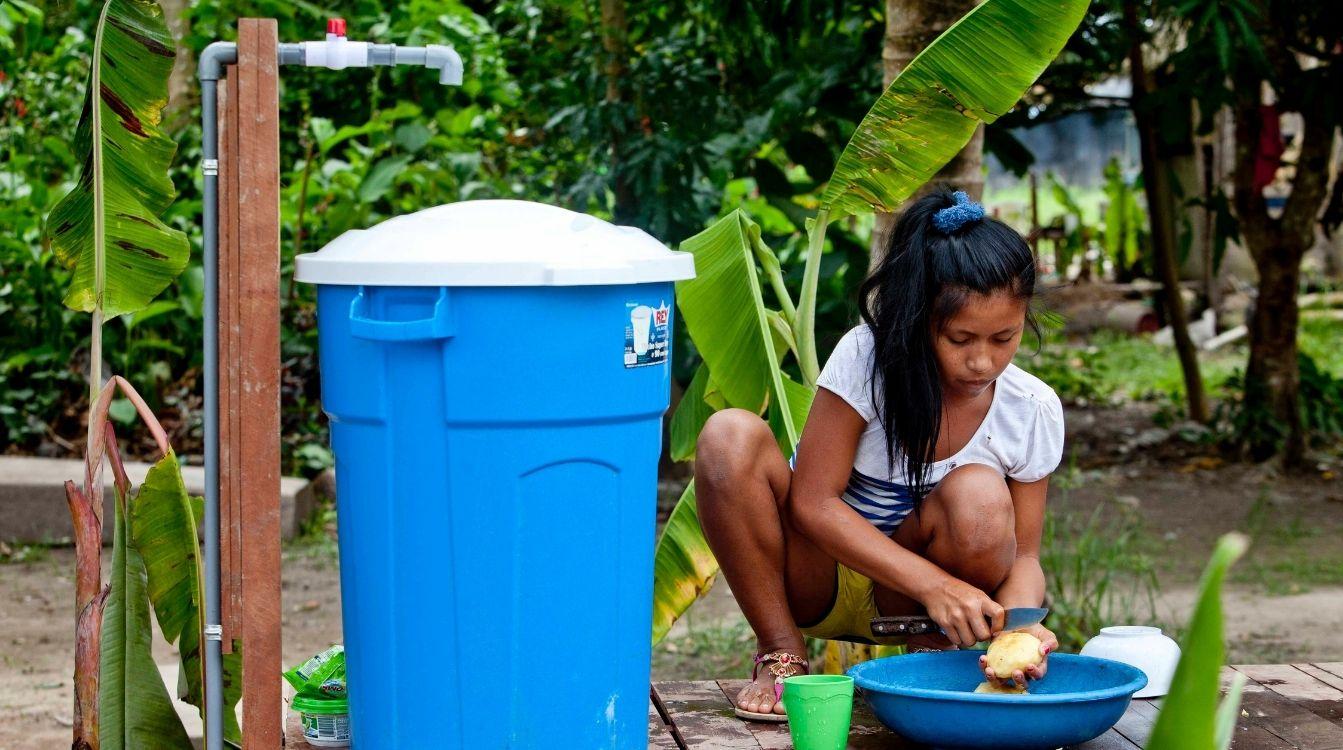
[1215, 351, 1343, 454]
[1039, 505, 1161, 652]
[6, 0, 886, 469]
[1016, 345, 1112, 406]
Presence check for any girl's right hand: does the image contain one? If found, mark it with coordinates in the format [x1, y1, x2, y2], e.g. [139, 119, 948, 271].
[920, 576, 1005, 646]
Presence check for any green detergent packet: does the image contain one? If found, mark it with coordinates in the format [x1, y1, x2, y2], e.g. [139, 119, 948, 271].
[285, 645, 346, 698]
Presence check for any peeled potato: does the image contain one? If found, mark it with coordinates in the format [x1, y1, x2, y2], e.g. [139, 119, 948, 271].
[974, 680, 1027, 695]
[985, 631, 1043, 681]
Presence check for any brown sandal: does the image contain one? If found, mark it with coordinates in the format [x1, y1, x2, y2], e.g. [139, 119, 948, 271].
[733, 651, 809, 722]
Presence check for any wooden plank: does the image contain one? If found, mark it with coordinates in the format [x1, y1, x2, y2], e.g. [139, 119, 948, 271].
[1095, 688, 1290, 750]
[1237, 664, 1343, 728]
[1238, 665, 1343, 702]
[1299, 664, 1343, 693]
[715, 679, 910, 749]
[1111, 696, 1158, 747]
[225, 59, 245, 654]
[654, 681, 761, 749]
[235, 17, 284, 750]
[1072, 728, 1141, 750]
[217, 41, 244, 656]
[1317, 664, 1343, 683]
[655, 670, 1343, 750]
[709, 681, 1150, 750]
[649, 691, 682, 750]
[1230, 667, 1343, 750]
[1215, 668, 1301, 749]
[216, 61, 231, 653]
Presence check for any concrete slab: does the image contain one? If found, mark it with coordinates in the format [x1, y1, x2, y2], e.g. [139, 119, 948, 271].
[0, 456, 312, 545]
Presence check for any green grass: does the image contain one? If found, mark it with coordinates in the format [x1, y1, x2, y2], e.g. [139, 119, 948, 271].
[651, 616, 757, 681]
[1300, 316, 1343, 378]
[1039, 481, 1166, 652]
[0, 542, 49, 564]
[1230, 489, 1343, 595]
[284, 499, 340, 567]
[1018, 318, 1343, 408]
[1232, 553, 1343, 596]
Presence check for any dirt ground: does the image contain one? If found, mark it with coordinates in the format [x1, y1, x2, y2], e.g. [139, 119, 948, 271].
[0, 546, 342, 749]
[3, 404, 1342, 749]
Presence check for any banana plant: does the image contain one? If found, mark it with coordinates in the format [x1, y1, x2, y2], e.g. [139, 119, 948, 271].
[133, 444, 245, 744]
[44, 0, 201, 746]
[100, 421, 195, 750]
[46, 0, 189, 502]
[652, 0, 1090, 644]
[67, 378, 243, 749]
[1146, 533, 1249, 750]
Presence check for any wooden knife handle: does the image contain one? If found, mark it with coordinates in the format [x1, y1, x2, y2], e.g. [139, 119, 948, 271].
[869, 616, 940, 636]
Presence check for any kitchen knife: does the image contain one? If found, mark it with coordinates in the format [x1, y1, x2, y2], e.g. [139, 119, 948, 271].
[869, 607, 1048, 638]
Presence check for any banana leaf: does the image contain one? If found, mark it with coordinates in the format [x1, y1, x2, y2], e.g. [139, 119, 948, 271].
[651, 482, 718, 644]
[132, 451, 243, 744]
[669, 364, 719, 464]
[821, 0, 1088, 218]
[100, 451, 193, 750]
[1146, 533, 1249, 750]
[676, 210, 796, 441]
[652, 377, 815, 645]
[776, 374, 815, 446]
[654, 211, 806, 642]
[47, 0, 188, 317]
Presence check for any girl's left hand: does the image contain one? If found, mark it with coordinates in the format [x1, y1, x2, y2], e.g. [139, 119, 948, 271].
[977, 623, 1058, 687]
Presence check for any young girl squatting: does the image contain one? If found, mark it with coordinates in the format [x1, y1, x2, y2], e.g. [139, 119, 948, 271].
[695, 188, 1066, 720]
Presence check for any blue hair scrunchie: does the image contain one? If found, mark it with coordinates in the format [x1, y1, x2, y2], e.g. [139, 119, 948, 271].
[932, 191, 986, 234]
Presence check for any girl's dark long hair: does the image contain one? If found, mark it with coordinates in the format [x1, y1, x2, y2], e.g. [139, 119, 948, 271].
[857, 186, 1038, 506]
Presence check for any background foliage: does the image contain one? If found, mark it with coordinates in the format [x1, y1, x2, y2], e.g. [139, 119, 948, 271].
[2, 0, 890, 472]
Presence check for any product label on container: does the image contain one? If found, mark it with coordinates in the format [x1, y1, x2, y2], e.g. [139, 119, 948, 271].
[624, 300, 670, 368]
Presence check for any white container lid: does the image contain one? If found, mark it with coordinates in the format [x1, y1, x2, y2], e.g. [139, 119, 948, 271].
[294, 199, 695, 287]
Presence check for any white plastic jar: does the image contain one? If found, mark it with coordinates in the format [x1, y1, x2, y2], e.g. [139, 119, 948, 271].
[1080, 625, 1181, 698]
[293, 695, 351, 747]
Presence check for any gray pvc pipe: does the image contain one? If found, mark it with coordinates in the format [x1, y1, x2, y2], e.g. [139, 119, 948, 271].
[196, 36, 456, 750]
[198, 39, 235, 750]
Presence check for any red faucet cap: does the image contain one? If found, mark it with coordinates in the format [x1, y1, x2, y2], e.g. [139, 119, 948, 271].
[326, 18, 347, 36]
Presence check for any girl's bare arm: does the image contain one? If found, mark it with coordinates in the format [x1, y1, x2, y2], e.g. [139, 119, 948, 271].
[788, 388, 1004, 644]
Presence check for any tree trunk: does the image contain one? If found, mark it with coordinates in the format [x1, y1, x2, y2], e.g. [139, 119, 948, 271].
[1245, 254, 1303, 461]
[870, 0, 982, 269]
[1230, 82, 1336, 465]
[1323, 148, 1343, 279]
[1123, 0, 1209, 423]
[1200, 143, 1222, 320]
[600, 0, 635, 224]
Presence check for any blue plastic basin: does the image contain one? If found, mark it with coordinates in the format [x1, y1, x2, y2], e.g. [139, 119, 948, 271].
[847, 651, 1148, 750]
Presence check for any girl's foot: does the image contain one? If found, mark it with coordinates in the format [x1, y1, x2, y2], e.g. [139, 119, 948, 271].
[734, 648, 809, 721]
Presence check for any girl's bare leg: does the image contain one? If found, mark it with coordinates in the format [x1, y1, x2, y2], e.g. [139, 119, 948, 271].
[695, 409, 836, 716]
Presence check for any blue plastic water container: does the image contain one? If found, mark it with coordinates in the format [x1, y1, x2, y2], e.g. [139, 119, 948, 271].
[295, 200, 695, 749]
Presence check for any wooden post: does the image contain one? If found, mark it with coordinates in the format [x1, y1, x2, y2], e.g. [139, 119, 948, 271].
[218, 18, 283, 749]
[218, 30, 243, 657]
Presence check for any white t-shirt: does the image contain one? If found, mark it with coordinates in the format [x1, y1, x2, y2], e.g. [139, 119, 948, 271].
[810, 325, 1065, 534]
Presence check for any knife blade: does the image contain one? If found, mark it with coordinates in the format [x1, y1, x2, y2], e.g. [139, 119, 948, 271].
[1002, 607, 1049, 631]
[869, 607, 1048, 638]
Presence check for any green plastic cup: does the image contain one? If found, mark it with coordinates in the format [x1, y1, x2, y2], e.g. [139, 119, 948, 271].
[782, 674, 854, 750]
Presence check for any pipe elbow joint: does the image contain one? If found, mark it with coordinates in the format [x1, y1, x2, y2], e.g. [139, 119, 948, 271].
[198, 42, 238, 81]
[424, 44, 463, 86]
